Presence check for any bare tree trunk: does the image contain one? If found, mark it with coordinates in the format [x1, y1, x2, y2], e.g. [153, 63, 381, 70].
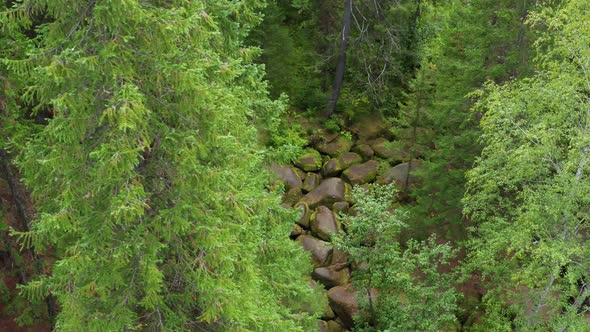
[324, 0, 352, 118]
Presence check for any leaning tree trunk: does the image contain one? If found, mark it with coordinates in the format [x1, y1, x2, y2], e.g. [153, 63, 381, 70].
[324, 0, 352, 118]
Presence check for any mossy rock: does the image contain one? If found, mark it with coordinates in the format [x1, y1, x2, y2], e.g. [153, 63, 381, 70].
[292, 166, 307, 180]
[297, 235, 333, 267]
[332, 201, 349, 214]
[322, 152, 362, 177]
[327, 284, 358, 329]
[302, 172, 322, 193]
[322, 159, 344, 177]
[294, 202, 311, 228]
[299, 178, 353, 208]
[326, 320, 345, 332]
[377, 159, 423, 189]
[317, 136, 353, 157]
[352, 144, 374, 160]
[330, 248, 350, 266]
[294, 149, 323, 172]
[324, 300, 336, 320]
[310, 206, 339, 241]
[344, 182, 353, 203]
[290, 224, 305, 239]
[342, 160, 378, 185]
[282, 187, 303, 207]
[322, 303, 336, 320]
[312, 266, 350, 289]
[350, 114, 391, 142]
[271, 164, 303, 189]
[339, 152, 362, 168]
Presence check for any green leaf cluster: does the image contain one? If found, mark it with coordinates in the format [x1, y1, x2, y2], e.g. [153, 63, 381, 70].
[336, 184, 459, 331]
[464, 0, 590, 329]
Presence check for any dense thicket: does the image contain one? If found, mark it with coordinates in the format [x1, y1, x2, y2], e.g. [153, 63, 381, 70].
[252, 0, 421, 117]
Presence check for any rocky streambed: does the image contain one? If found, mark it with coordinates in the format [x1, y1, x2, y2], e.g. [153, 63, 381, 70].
[272, 122, 428, 332]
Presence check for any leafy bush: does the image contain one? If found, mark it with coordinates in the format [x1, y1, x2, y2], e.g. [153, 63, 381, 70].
[336, 184, 459, 331]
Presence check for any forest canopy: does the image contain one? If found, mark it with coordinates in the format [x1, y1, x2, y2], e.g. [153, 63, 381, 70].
[1, 0, 589, 331]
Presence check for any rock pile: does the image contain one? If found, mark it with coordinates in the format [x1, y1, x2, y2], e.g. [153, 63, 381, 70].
[272, 124, 427, 331]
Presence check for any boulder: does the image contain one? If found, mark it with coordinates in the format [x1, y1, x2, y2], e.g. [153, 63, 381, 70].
[312, 266, 350, 289]
[319, 320, 344, 332]
[297, 235, 332, 267]
[310, 206, 339, 241]
[322, 303, 336, 320]
[293, 167, 307, 181]
[342, 160, 378, 185]
[290, 224, 305, 239]
[328, 285, 378, 329]
[327, 320, 345, 332]
[323, 152, 363, 177]
[294, 149, 323, 172]
[339, 152, 363, 168]
[370, 138, 406, 162]
[302, 172, 322, 193]
[332, 201, 349, 214]
[350, 114, 391, 141]
[352, 144, 374, 160]
[295, 202, 312, 228]
[271, 164, 303, 189]
[327, 284, 358, 329]
[317, 136, 353, 157]
[299, 178, 352, 209]
[294, 202, 311, 228]
[322, 159, 344, 177]
[377, 159, 423, 189]
[282, 187, 302, 207]
[330, 248, 350, 267]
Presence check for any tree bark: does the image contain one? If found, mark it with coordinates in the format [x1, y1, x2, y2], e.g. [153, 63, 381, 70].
[324, 0, 352, 118]
[0, 149, 59, 329]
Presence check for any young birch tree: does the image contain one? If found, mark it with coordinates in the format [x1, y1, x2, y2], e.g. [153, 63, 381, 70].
[465, 1, 590, 329]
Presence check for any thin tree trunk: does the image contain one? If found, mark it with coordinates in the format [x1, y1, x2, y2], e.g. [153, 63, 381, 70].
[324, 0, 352, 118]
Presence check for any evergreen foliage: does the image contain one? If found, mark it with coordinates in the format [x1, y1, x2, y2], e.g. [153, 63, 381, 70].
[399, 0, 537, 232]
[249, 0, 328, 109]
[1, 1, 322, 330]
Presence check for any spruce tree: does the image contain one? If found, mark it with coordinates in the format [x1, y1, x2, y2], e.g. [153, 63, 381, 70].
[1, 1, 322, 330]
[399, 0, 537, 234]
